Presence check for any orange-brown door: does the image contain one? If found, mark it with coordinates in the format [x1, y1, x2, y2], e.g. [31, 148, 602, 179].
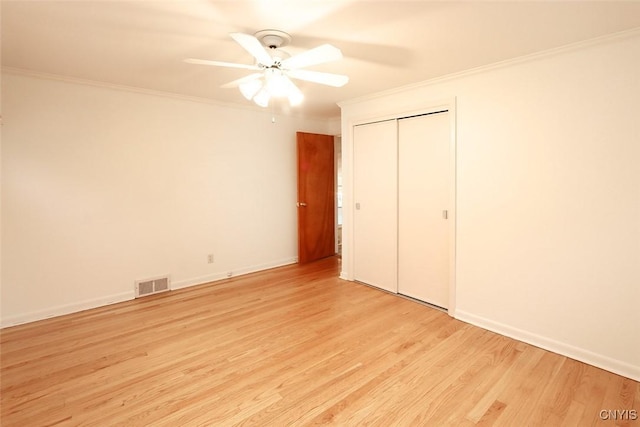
[297, 132, 335, 264]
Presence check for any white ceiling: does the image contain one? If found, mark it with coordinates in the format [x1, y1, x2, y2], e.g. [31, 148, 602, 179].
[3, 1, 640, 119]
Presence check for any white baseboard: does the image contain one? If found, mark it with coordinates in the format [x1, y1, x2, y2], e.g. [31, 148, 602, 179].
[171, 272, 230, 290]
[455, 310, 640, 382]
[1, 257, 298, 329]
[170, 257, 298, 290]
[1, 291, 134, 328]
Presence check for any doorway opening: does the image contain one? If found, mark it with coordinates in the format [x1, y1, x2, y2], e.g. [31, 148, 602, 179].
[335, 135, 342, 257]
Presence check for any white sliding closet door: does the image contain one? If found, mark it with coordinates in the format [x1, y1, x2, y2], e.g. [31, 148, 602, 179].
[398, 112, 450, 308]
[353, 120, 398, 293]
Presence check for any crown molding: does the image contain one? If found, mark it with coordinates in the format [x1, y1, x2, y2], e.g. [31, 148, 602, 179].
[3, 66, 248, 107]
[338, 27, 640, 108]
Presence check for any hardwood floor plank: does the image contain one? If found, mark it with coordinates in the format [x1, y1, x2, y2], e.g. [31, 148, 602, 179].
[475, 400, 508, 427]
[465, 343, 545, 423]
[495, 351, 566, 425]
[1, 257, 638, 426]
[526, 358, 585, 426]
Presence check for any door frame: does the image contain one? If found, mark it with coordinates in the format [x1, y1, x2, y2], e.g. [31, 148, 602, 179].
[340, 97, 457, 316]
[334, 135, 342, 256]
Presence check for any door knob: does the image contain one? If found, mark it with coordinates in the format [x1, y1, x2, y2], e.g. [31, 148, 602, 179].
[297, 202, 307, 207]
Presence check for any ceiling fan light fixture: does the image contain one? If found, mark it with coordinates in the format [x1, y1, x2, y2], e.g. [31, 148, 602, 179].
[253, 87, 271, 107]
[281, 75, 304, 106]
[265, 68, 290, 98]
[239, 79, 262, 100]
[188, 30, 347, 110]
[288, 91, 304, 107]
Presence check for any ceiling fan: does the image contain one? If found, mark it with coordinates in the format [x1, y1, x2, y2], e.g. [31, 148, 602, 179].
[185, 30, 349, 107]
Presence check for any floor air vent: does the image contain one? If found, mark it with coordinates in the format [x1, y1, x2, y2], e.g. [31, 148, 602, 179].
[135, 276, 170, 298]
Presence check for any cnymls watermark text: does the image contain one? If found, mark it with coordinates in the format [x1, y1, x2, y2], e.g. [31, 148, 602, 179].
[599, 409, 638, 421]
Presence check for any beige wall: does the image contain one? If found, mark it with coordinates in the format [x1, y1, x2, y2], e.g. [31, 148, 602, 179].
[1, 73, 332, 326]
[340, 31, 640, 380]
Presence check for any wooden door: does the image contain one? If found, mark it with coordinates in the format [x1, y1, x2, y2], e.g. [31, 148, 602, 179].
[297, 132, 335, 264]
[398, 112, 450, 308]
[353, 120, 398, 292]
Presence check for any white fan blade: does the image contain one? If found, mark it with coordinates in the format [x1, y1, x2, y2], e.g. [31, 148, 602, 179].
[230, 32, 274, 67]
[281, 44, 343, 70]
[220, 73, 263, 89]
[287, 69, 349, 87]
[185, 58, 260, 71]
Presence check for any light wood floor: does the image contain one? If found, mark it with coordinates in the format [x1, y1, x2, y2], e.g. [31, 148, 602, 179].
[1, 257, 638, 426]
